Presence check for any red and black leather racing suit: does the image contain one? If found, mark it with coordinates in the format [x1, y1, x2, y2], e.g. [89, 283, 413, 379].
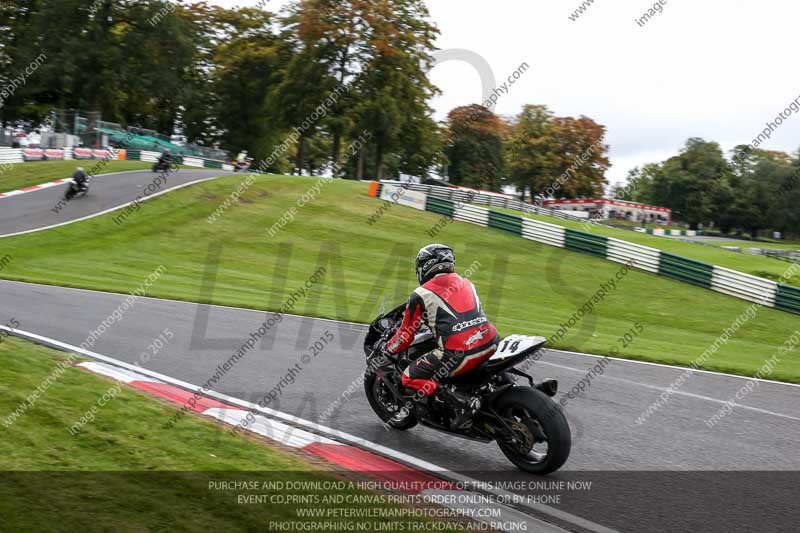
[385, 272, 499, 396]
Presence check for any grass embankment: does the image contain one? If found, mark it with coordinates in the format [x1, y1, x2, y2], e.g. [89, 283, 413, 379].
[482, 205, 799, 286]
[0, 336, 467, 531]
[0, 175, 798, 381]
[0, 160, 156, 193]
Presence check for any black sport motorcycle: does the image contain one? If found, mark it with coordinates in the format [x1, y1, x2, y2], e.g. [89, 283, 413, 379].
[233, 159, 253, 172]
[64, 178, 88, 200]
[152, 158, 172, 173]
[364, 304, 571, 475]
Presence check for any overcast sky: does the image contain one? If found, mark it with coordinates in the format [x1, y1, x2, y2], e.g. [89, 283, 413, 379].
[208, 0, 800, 184]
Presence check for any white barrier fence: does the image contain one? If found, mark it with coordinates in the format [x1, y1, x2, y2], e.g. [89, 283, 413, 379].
[0, 147, 23, 165]
[380, 180, 593, 224]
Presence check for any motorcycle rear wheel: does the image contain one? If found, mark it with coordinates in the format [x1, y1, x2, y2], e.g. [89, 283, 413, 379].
[495, 387, 571, 475]
[363, 373, 418, 430]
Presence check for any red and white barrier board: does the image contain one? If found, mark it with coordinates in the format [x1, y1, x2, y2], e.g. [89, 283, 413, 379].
[44, 149, 65, 160]
[22, 148, 43, 161]
[73, 148, 93, 159]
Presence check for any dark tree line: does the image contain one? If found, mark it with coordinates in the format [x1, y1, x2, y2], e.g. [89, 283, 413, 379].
[443, 103, 610, 198]
[0, 0, 440, 179]
[614, 138, 800, 237]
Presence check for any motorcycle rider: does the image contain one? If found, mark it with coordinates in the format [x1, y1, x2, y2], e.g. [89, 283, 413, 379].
[72, 166, 88, 192]
[378, 244, 499, 429]
[236, 150, 248, 163]
[157, 148, 171, 169]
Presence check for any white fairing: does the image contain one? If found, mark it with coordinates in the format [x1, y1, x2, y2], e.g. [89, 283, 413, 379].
[490, 335, 547, 360]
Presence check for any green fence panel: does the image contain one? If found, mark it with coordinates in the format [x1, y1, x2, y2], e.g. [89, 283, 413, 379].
[564, 229, 608, 258]
[126, 150, 141, 161]
[775, 284, 800, 313]
[658, 252, 713, 289]
[487, 210, 522, 236]
[425, 196, 454, 217]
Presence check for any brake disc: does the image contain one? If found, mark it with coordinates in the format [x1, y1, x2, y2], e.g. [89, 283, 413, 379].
[507, 419, 534, 454]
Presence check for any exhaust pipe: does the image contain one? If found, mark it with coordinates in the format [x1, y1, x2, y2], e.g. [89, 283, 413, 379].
[535, 378, 558, 397]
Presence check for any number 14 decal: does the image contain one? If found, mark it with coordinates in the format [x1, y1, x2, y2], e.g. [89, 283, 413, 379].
[500, 339, 521, 353]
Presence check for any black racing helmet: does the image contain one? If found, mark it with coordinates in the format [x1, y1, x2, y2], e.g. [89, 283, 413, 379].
[415, 244, 455, 284]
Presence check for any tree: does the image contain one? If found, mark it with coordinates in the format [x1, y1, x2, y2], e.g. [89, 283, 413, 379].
[616, 163, 660, 202]
[505, 104, 556, 199]
[548, 115, 609, 197]
[276, 0, 439, 179]
[648, 138, 730, 229]
[726, 146, 794, 237]
[0, 1, 210, 134]
[211, 7, 289, 167]
[505, 104, 609, 200]
[282, 0, 360, 171]
[347, 0, 439, 180]
[443, 105, 505, 191]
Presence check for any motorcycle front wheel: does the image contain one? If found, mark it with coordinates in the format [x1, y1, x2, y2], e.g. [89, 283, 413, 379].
[363, 372, 417, 430]
[495, 387, 571, 475]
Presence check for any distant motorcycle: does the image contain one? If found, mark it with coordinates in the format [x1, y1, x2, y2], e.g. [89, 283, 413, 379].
[64, 179, 88, 200]
[152, 158, 172, 173]
[363, 303, 571, 475]
[233, 158, 253, 172]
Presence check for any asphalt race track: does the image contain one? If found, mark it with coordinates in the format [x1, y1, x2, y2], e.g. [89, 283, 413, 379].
[0, 168, 236, 237]
[1, 280, 798, 532]
[1, 175, 798, 531]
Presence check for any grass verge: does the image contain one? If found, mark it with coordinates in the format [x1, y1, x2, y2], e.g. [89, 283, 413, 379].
[0, 175, 798, 382]
[0, 336, 468, 531]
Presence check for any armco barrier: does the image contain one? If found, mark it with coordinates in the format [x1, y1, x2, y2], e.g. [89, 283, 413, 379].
[125, 149, 233, 171]
[0, 147, 23, 165]
[711, 266, 777, 306]
[368, 182, 797, 315]
[606, 238, 660, 273]
[658, 252, 714, 289]
[381, 180, 595, 224]
[637, 227, 702, 237]
[425, 196, 454, 217]
[0, 146, 231, 171]
[775, 284, 800, 313]
[521, 217, 565, 248]
[488, 210, 521, 234]
[565, 228, 607, 258]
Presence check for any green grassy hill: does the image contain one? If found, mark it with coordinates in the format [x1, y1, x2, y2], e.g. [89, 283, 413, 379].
[1, 175, 798, 381]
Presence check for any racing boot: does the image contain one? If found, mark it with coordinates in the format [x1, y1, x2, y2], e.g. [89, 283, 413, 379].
[387, 383, 431, 426]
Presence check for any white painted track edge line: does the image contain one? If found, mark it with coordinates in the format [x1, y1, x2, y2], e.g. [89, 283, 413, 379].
[538, 361, 800, 422]
[0, 277, 796, 389]
[541, 348, 800, 389]
[0, 325, 615, 533]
